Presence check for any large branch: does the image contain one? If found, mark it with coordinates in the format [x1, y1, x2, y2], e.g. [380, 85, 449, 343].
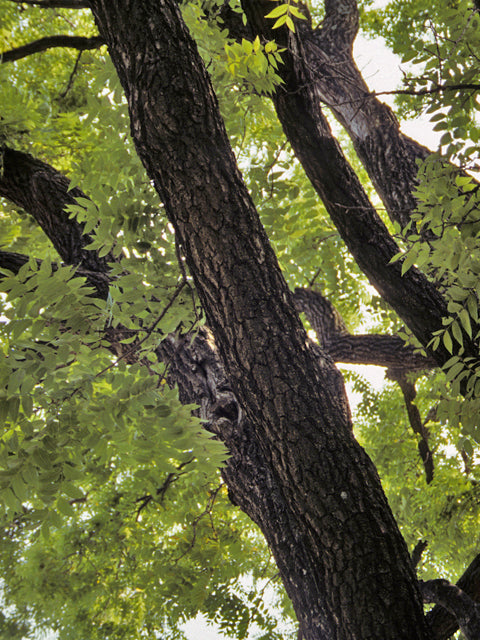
[293, 288, 436, 370]
[421, 578, 480, 640]
[427, 553, 480, 640]
[0, 147, 112, 271]
[230, 0, 426, 230]
[308, 0, 479, 230]
[0, 150, 437, 373]
[1, 35, 103, 63]
[238, 1, 479, 369]
[310, 0, 430, 229]
[326, 335, 436, 370]
[294, 287, 436, 482]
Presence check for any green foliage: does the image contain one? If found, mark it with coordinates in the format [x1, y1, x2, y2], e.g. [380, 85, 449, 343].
[224, 37, 284, 94]
[0, 2, 301, 637]
[0, 256, 227, 520]
[1, 0, 480, 638]
[375, 1, 480, 446]
[264, 0, 307, 32]
[349, 369, 480, 582]
[0, 475, 286, 640]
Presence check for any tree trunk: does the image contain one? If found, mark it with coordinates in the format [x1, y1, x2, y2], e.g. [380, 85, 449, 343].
[87, 1, 432, 637]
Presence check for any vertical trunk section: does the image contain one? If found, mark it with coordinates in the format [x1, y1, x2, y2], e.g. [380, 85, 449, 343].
[88, 1, 432, 637]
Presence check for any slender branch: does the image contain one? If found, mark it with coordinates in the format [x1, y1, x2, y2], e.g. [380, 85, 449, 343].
[60, 49, 83, 98]
[5, 0, 88, 8]
[174, 484, 223, 563]
[92, 278, 187, 380]
[135, 458, 194, 519]
[387, 370, 434, 483]
[240, 1, 475, 370]
[1, 34, 104, 63]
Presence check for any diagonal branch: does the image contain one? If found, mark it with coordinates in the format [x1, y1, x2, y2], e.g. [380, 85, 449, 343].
[0, 147, 112, 271]
[5, 0, 89, 9]
[427, 552, 480, 640]
[421, 578, 480, 640]
[1, 35, 103, 63]
[235, 2, 480, 371]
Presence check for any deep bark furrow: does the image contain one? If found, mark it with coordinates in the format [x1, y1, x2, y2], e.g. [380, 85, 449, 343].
[160, 333, 427, 640]
[87, 1, 431, 637]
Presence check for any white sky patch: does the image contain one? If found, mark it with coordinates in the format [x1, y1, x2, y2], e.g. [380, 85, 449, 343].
[182, 615, 226, 640]
[340, 363, 388, 414]
[353, 34, 442, 151]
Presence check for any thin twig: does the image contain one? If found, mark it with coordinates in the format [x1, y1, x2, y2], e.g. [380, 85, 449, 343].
[94, 278, 187, 380]
[60, 49, 83, 98]
[135, 458, 194, 520]
[373, 83, 480, 98]
[174, 483, 223, 562]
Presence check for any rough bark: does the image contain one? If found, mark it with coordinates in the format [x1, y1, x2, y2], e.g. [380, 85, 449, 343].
[0, 147, 113, 271]
[232, 0, 430, 230]
[421, 578, 480, 640]
[309, 0, 431, 229]
[427, 553, 480, 640]
[327, 334, 436, 369]
[86, 1, 431, 638]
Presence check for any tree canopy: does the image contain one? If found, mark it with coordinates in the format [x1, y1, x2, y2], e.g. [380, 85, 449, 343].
[1, 0, 480, 638]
